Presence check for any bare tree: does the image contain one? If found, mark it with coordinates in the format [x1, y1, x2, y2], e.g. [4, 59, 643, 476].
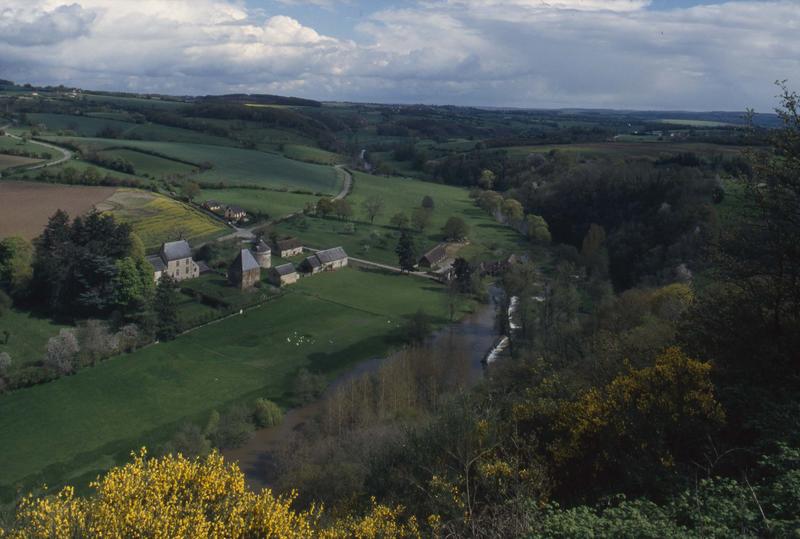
[0, 352, 11, 374]
[45, 329, 80, 375]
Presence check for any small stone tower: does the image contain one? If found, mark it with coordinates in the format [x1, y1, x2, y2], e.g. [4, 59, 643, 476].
[253, 239, 272, 269]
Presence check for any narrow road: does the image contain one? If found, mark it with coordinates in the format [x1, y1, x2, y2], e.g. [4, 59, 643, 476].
[333, 165, 352, 200]
[0, 126, 73, 171]
[200, 164, 354, 247]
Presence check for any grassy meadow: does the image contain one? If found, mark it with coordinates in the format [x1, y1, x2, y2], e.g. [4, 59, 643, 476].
[0, 267, 461, 496]
[198, 188, 321, 220]
[44, 137, 341, 193]
[0, 310, 67, 369]
[275, 171, 525, 265]
[96, 148, 196, 178]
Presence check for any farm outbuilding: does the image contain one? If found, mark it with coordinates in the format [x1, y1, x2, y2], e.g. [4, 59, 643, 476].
[418, 243, 447, 268]
[229, 249, 261, 290]
[272, 237, 303, 258]
[202, 200, 223, 212]
[268, 263, 299, 287]
[302, 246, 348, 274]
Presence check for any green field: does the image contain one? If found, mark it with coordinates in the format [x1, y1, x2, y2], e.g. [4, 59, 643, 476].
[0, 268, 460, 495]
[45, 138, 341, 193]
[274, 171, 525, 265]
[27, 113, 137, 137]
[198, 188, 320, 220]
[100, 189, 229, 250]
[97, 148, 196, 178]
[0, 310, 67, 369]
[0, 136, 54, 158]
[283, 144, 343, 165]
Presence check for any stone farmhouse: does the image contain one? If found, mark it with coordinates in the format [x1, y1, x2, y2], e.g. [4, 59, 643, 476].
[272, 237, 303, 258]
[229, 249, 261, 290]
[301, 246, 348, 274]
[146, 240, 200, 282]
[268, 263, 299, 287]
[224, 205, 247, 221]
[253, 239, 272, 268]
[418, 243, 448, 268]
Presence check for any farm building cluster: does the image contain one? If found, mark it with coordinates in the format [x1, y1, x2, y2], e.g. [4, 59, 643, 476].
[146, 236, 348, 291]
[202, 200, 249, 223]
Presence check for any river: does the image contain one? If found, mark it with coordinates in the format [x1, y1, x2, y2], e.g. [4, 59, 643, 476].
[223, 285, 505, 490]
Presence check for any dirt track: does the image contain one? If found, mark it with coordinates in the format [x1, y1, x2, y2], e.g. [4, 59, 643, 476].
[0, 181, 116, 240]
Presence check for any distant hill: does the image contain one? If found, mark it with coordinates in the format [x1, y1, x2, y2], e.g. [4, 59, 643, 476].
[197, 94, 321, 107]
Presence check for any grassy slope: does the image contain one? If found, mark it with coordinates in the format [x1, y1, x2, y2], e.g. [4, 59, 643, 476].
[97, 148, 196, 178]
[0, 267, 456, 492]
[0, 136, 53, 157]
[0, 310, 67, 369]
[276, 171, 524, 265]
[283, 144, 343, 165]
[45, 138, 340, 194]
[26, 113, 136, 137]
[198, 188, 321, 220]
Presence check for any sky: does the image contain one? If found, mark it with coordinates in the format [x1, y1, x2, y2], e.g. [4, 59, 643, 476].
[0, 0, 798, 111]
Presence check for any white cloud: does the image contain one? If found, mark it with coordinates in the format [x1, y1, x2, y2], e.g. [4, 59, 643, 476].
[0, 0, 797, 110]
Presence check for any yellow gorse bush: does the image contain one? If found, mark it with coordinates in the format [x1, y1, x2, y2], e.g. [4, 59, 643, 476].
[5, 449, 420, 539]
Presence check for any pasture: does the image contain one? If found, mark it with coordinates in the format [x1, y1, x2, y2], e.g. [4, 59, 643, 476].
[0, 181, 116, 240]
[0, 136, 54, 158]
[198, 188, 320, 221]
[0, 267, 458, 496]
[283, 144, 343, 165]
[26, 113, 136, 137]
[274, 171, 525, 265]
[45, 138, 341, 194]
[96, 148, 196, 178]
[98, 189, 228, 251]
[0, 310, 67, 370]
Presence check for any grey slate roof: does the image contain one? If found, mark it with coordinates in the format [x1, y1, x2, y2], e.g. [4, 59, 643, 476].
[227, 205, 246, 214]
[315, 246, 347, 264]
[254, 239, 270, 253]
[274, 263, 296, 276]
[276, 237, 302, 251]
[161, 240, 192, 261]
[304, 255, 321, 269]
[234, 249, 260, 272]
[197, 260, 211, 274]
[420, 243, 447, 265]
[146, 254, 166, 272]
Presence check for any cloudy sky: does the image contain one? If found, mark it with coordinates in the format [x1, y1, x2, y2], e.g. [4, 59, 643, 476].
[0, 0, 797, 111]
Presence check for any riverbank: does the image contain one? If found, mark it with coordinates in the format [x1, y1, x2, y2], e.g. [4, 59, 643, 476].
[223, 285, 504, 490]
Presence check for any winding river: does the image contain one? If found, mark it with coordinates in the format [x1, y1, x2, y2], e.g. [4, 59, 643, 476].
[223, 285, 506, 489]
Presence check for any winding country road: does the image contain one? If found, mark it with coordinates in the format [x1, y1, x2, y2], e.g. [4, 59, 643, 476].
[205, 164, 354, 244]
[0, 125, 73, 171]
